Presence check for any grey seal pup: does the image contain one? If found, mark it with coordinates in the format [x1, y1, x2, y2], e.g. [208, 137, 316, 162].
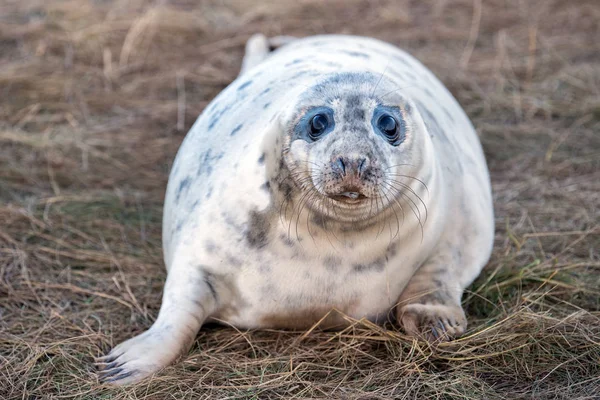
[96, 33, 494, 385]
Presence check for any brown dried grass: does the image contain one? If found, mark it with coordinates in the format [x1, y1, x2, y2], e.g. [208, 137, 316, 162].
[1, 0, 599, 398]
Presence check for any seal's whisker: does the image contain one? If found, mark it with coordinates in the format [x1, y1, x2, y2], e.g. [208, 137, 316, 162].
[381, 184, 404, 231]
[371, 57, 392, 97]
[293, 180, 320, 243]
[380, 180, 424, 241]
[385, 179, 429, 223]
[374, 190, 387, 240]
[384, 163, 416, 170]
[380, 84, 417, 99]
[322, 196, 344, 248]
[379, 185, 401, 243]
[385, 173, 430, 194]
[383, 180, 423, 223]
[305, 191, 319, 245]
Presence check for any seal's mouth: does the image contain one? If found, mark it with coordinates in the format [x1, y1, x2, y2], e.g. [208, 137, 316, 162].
[326, 185, 369, 204]
[329, 192, 367, 203]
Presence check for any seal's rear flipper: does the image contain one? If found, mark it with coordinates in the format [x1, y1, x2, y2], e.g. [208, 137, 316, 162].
[239, 34, 298, 76]
[239, 34, 270, 76]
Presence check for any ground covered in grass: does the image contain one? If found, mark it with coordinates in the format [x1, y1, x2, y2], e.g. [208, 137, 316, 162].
[1, 0, 599, 398]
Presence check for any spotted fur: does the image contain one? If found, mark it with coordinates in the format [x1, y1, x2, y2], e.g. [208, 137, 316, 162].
[97, 34, 494, 385]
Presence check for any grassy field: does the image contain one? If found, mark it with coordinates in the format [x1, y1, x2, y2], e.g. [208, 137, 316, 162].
[1, 0, 599, 398]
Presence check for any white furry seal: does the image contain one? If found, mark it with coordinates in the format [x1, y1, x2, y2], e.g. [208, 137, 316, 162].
[96, 34, 494, 384]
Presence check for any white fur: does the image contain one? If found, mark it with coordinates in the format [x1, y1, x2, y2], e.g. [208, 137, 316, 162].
[98, 34, 494, 385]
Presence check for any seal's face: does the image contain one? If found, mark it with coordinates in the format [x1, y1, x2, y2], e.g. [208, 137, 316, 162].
[281, 72, 426, 224]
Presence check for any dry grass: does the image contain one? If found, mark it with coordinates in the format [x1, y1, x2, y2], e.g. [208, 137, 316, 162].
[1, 0, 599, 398]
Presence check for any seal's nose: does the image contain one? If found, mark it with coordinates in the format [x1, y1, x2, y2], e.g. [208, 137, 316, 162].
[332, 155, 369, 178]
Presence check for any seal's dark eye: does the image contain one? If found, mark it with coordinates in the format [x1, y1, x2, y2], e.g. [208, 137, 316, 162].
[377, 115, 397, 140]
[371, 106, 405, 146]
[295, 107, 335, 142]
[309, 114, 329, 139]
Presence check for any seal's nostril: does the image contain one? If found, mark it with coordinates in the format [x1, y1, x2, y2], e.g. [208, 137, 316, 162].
[336, 157, 346, 175]
[357, 158, 367, 176]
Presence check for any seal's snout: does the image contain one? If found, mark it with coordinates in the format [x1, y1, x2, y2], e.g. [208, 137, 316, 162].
[331, 155, 369, 178]
[324, 154, 373, 203]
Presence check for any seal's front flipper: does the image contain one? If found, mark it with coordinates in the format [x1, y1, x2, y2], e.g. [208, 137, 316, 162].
[396, 260, 467, 342]
[96, 265, 218, 385]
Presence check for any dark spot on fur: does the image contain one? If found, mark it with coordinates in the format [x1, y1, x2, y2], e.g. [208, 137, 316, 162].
[280, 234, 294, 247]
[208, 104, 232, 131]
[352, 258, 385, 273]
[230, 123, 243, 136]
[288, 70, 308, 80]
[285, 59, 302, 66]
[258, 153, 265, 164]
[175, 220, 183, 233]
[205, 240, 217, 253]
[222, 211, 244, 232]
[278, 180, 293, 199]
[341, 50, 370, 58]
[311, 215, 327, 229]
[190, 200, 200, 211]
[246, 211, 271, 249]
[237, 80, 252, 91]
[176, 176, 191, 203]
[387, 245, 398, 259]
[197, 150, 223, 177]
[227, 255, 242, 268]
[259, 263, 272, 274]
[261, 283, 277, 297]
[371, 258, 386, 271]
[352, 264, 366, 272]
[206, 101, 219, 114]
[343, 95, 366, 127]
[263, 102, 271, 109]
[324, 256, 341, 271]
[261, 181, 270, 192]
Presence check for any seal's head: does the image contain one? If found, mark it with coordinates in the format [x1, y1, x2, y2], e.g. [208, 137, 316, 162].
[278, 72, 429, 224]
